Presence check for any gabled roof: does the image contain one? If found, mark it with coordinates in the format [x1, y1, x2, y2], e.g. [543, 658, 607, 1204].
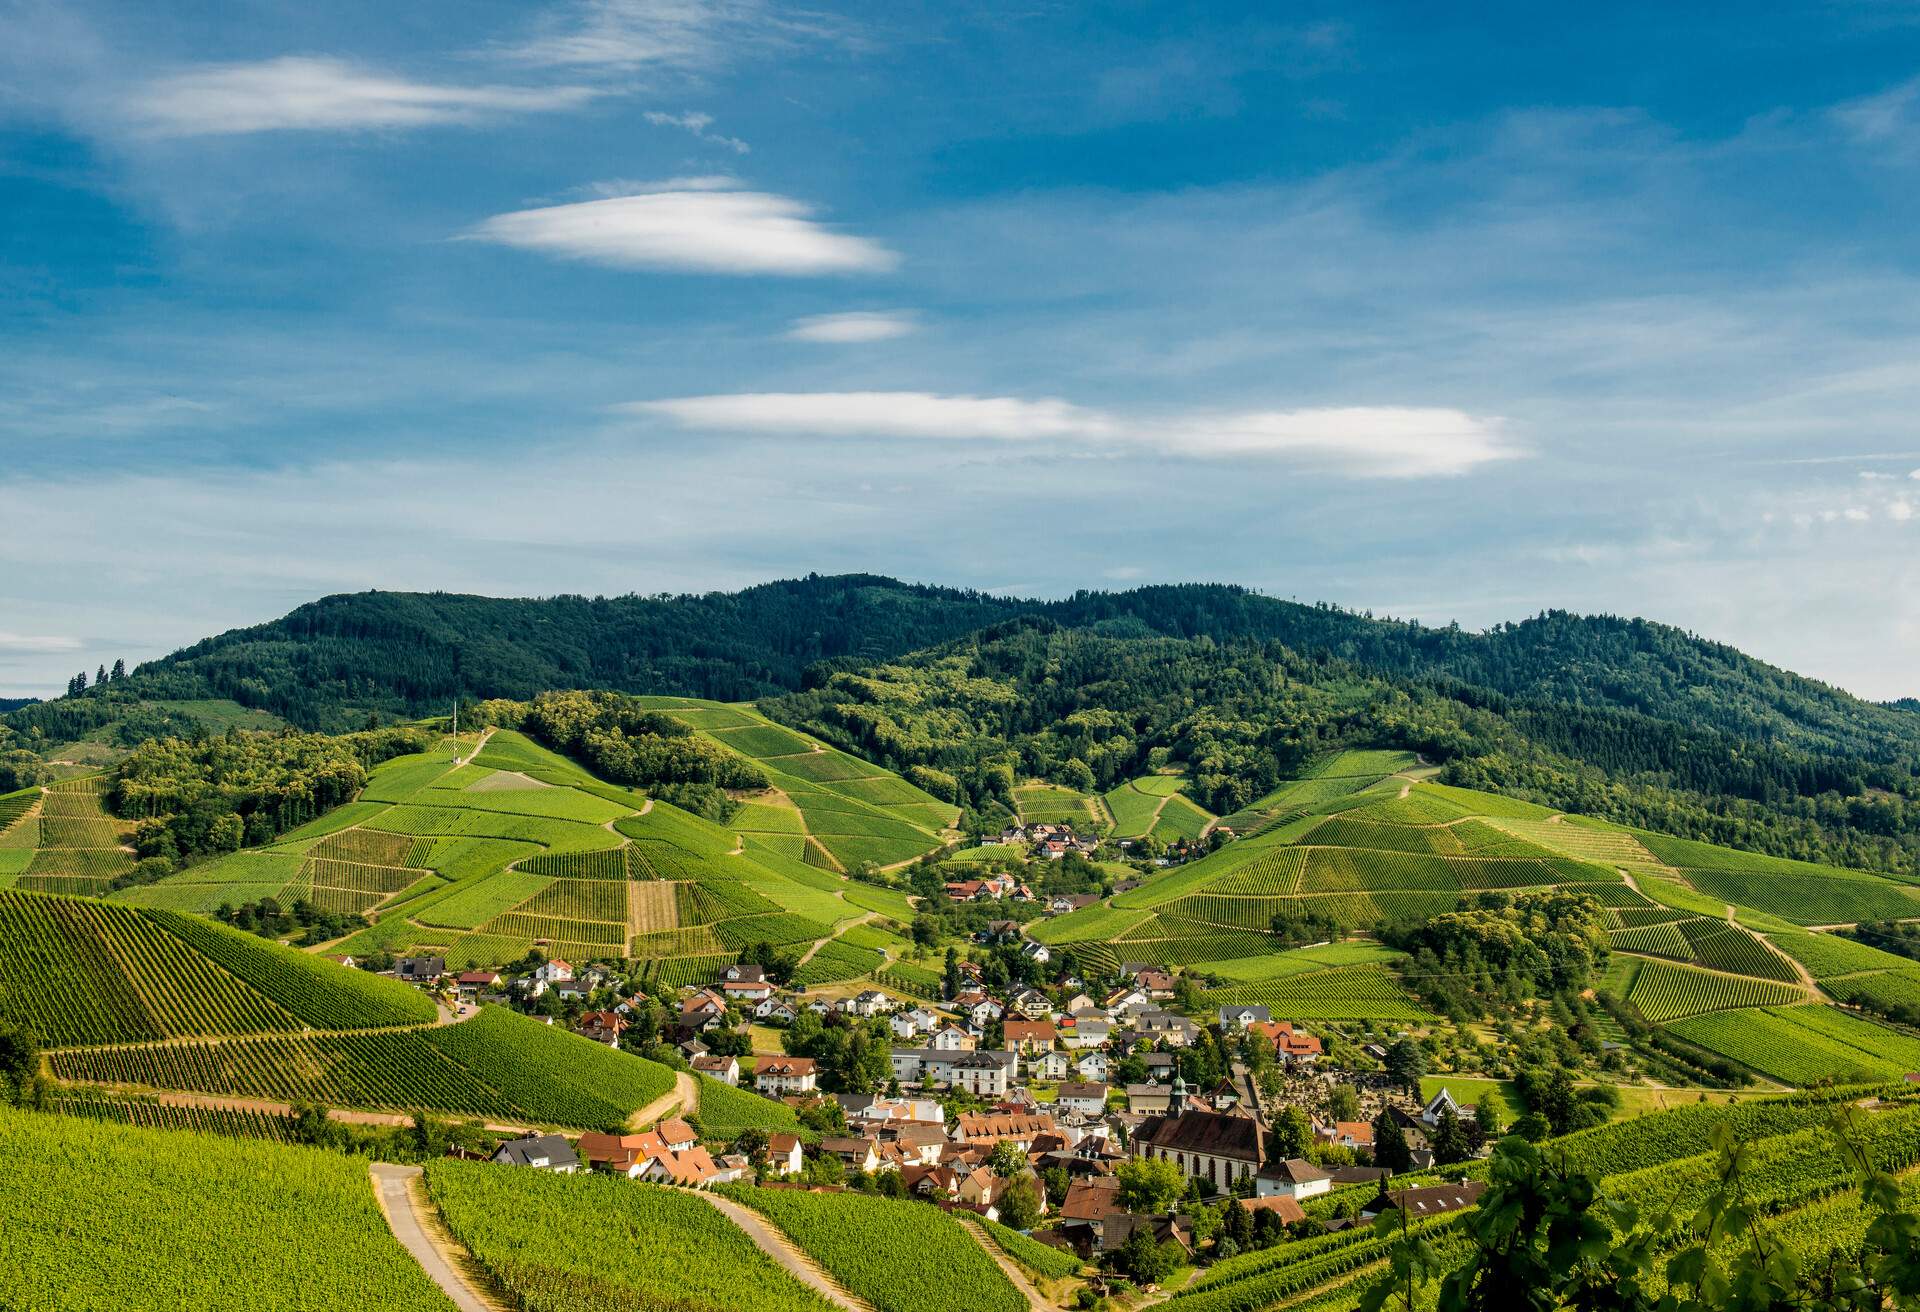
[1060, 1175, 1127, 1222]
[495, 1133, 579, 1169]
[1261, 1157, 1331, 1185]
[1056, 1082, 1108, 1100]
[1370, 1181, 1489, 1217]
[1138, 1109, 1267, 1163]
[1241, 1195, 1308, 1223]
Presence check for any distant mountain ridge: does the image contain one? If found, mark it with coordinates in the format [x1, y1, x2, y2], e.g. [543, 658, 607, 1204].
[13, 574, 1917, 761]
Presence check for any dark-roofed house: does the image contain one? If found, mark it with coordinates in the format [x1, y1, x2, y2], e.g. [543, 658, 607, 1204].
[1135, 1107, 1268, 1193]
[1256, 1157, 1332, 1201]
[492, 1133, 579, 1172]
[1363, 1180, 1489, 1219]
[1056, 1082, 1109, 1117]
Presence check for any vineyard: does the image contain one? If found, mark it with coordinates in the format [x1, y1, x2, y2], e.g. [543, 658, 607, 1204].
[48, 1004, 675, 1129]
[51, 1093, 299, 1142]
[792, 937, 886, 986]
[691, 1071, 804, 1138]
[93, 726, 891, 975]
[0, 888, 445, 1045]
[1, 1104, 456, 1311]
[15, 776, 136, 896]
[1606, 912, 1799, 982]
[1625, 958, 1804, 1024]
[1103, 774, 1215, 841]
[1205, 964, 1436, 1021]
[1668, 1006, 1920, 1084]
[978, 1215, 1086, 1278]
[654, 699, 956, 872]
[716, 1183, 1027, 1312]
[426, 1161, 837, 1312]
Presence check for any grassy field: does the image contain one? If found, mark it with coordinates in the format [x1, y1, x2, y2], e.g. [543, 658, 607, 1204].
[1103, 774, 1215, 841]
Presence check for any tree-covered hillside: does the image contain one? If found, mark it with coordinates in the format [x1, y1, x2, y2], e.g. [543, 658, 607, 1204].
[98, 577, 1031, 728]
[15, 576, 1915, 756]
[764, 620, 1920, 876]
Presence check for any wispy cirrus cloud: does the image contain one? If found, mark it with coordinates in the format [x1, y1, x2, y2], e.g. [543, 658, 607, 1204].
[624, 391, 1518, 477]
[785, 311, 919, 342]
[466, 179, 897, 275]
[644, 108, 748, 153]
[1832, 75, 1920, 147]
[127, 56, 596, 135]
[0, 631, 83, 654]
[496, 0, 855, 71]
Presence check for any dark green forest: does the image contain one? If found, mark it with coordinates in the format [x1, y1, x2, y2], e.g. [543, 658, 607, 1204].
[16, 576, 1916, 756]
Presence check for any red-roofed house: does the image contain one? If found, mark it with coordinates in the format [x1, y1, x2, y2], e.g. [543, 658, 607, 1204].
[576, 1010, 627, 1047]
[766, 1132, 804, 1177]
[691, 1053, 739, 1085]
[755, 1056, 819, 1095]
[1002, 1019, 1058, 1054]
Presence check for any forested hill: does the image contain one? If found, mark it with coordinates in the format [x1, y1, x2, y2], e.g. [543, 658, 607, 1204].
[13, 575, 1917, 761]
[90, 577, 1031, 728]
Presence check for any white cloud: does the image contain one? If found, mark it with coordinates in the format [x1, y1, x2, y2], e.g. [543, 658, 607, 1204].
[645, 109, 749, 153]
[785, 311, 919, 343]
[626, 391, 1113, 440]
[1833, 76, 1920, 145]
[499, 0, 829, 71]
[466, 181, 897, 275]
[0, 632, 82, 654]
[1892, 500, 1915, 522]
[127, 56, 595, 136]
[626, 391, 1517, 477]
[1155, 407, 1516, 476]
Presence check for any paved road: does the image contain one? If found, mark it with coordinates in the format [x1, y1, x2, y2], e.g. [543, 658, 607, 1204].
[694, 1191, 872, 1311]
[629, 1068, 699, 1129]
[369, 1163, 504, 1312]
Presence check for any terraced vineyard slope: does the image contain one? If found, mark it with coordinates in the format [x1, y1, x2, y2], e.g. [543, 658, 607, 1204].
[104, 729, 913, 983]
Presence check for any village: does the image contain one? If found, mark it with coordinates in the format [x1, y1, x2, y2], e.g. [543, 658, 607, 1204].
[371, 938, 1496, 1289]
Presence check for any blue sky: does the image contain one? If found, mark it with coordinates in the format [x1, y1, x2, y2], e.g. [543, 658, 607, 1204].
[3, 2, 1919, 700]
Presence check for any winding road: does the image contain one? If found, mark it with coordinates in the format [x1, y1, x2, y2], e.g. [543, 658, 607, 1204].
[369, 1163, 506, 1312]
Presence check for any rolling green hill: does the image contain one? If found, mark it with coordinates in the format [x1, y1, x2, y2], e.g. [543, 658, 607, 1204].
[14, 575, 1920, 880]
[1035, 760, 1920, 1087]
[69, 724, 928, 986]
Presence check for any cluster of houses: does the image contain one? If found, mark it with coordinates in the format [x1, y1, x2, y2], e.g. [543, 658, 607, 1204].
[942, 870, 1038, 903]
[981, 822, 1103, 861]
[458, 951, 1495, 1270]
[381, 934, 1497, 1270]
